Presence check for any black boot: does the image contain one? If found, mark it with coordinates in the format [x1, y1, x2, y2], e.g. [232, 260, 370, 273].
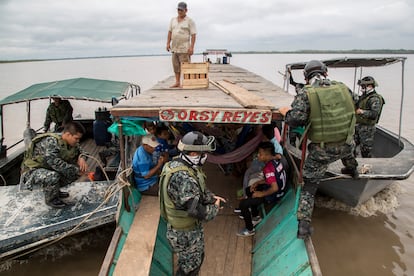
[58, 191, 70, 198]
[341, 167, 359, 179]
[46, 198, 66, 208]
[297, 220, 314, 239]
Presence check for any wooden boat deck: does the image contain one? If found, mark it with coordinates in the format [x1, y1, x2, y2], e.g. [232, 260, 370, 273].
[114, 163, 252, 276]
[111, 64, 293, 120]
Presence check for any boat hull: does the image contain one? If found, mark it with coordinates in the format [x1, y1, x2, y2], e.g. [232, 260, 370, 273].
[318, 177, 393, 207]
[0, 181, 118, 261]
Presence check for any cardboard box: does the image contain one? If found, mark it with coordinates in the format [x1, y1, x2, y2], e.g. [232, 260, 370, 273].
[181, 62, 209, 89]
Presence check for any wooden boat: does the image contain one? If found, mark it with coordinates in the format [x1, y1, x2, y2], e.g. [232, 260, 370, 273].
[0, 78, 140, 261]
[99, 64, 321, 275]
[285, 57, 414, 206]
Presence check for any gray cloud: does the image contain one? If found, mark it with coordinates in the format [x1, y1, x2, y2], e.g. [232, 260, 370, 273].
[0, 0, 413, 60]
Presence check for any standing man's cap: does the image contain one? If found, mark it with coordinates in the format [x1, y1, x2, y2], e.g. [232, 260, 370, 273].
[177, 2, 187, 10]
[142, 134, 160, 148]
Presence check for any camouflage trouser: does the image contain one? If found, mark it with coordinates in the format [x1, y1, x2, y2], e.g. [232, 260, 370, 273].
[297, 142, 358, 222]
[21, 168, 75, 203]
[355, 124, 376, 157]
[166, 224, 204, 275]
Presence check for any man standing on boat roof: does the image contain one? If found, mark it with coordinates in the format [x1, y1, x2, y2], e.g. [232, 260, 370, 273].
[159, 131, 226, 275]
[44, 96, 73, 132]
[279, 60, 358, 239]
[20, 121, 88, 208]
[355, 76, 385, 158]
[166, 2, 197, 88]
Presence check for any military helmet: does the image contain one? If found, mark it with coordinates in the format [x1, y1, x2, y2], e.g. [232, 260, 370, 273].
[177, 131, 216, 152]
[358, 76, 378, 87]
[303, 60, 327, 79]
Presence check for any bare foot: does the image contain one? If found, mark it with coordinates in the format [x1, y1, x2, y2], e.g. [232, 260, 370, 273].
[170, 83, 180, 88]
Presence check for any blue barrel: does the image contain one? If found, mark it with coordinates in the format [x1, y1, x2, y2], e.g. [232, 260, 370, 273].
[93, 109, 112, 146]
[223, 56, 227, 64]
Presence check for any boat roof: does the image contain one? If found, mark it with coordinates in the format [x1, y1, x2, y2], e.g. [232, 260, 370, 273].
[287, 56, 406, 70]
[110, 64, 292, 123]
[0, 77, 132, 106]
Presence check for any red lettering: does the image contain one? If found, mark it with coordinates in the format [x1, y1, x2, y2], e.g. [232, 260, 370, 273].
[189, 110, 198, 121]
[199, 110, 209, 121]
[249, 112, 260, 123]
[242, 111, 253, 123]
[210, 111, 220, 122]
[233, 111, 242, 122]
[178, 110, 187, 120]
[259, 112, 271, 123]
[222, 111, 233, 122]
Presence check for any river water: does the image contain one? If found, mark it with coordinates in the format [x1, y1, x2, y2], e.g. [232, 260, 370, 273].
[0, 53, 413, 275]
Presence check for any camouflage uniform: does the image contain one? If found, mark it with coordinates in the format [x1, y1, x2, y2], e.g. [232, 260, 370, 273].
[21, 135, 84, 203]
[44, 100, 73, 132]
[162, 159, 219, 275]
[285, 79, 358, 223]
[355, 90, 384, 157]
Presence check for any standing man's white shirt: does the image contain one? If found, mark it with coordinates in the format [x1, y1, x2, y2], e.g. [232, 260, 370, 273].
[169, 16, 196, 54]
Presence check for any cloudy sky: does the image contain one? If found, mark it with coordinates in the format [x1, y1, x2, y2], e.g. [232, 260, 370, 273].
[0, 0, 413, 60]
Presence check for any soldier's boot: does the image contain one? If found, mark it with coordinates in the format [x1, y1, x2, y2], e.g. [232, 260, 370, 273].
[297, 180, 318, 239]
[58, 191, 70, 198]
[46, 198, 66, 208]
[176, 267, 200, 276]
[297, 220, 314, 240]
[341, 167, 359, 179]
[361, 149, 372, 158]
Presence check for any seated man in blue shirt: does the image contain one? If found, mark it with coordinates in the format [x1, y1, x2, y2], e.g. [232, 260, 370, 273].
[132, 134, 166, 195]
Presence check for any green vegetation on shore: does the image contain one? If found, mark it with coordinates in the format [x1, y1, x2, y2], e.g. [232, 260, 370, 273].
[1, 49, 413, 63]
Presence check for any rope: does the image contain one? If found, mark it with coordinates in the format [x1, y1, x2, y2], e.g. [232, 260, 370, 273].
[4, 153, 133, 262]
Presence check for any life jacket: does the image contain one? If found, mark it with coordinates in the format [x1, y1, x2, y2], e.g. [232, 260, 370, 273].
[159, 160, 206, 230]
[306, 81, 356, 144]
[356, 91, 385, 125]
[22, 133, 80, 172]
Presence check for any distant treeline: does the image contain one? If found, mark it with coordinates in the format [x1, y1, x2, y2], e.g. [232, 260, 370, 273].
[1, 49, 413, 63]
[234, 49, 414, 55]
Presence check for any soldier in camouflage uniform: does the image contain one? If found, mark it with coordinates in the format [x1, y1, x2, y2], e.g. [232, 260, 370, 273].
[21, 121, 88, 208]
[159, 131, 226, 275]
[355, 76, 385, 158]
[44, 96, 73, 132]
[279, 60, 358, 239]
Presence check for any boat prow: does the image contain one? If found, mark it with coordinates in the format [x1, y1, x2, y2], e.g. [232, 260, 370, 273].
[0, 181, 118, 261]
[320, 125, 414, 206]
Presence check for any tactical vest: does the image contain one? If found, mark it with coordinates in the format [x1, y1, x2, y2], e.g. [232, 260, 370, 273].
[356, 92, 385, 125]
[22, 133, 80, 172]
[306, 81, 356, 144]
[159, 161, 206, 230]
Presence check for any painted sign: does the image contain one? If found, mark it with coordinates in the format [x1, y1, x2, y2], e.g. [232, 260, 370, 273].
[159, 108, 272, 124]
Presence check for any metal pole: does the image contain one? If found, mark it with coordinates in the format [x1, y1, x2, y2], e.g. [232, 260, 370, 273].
[353, 67, 357, 93]
[398, 58, 406, 145]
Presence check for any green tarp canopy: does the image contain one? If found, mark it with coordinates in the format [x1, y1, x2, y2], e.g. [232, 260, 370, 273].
[0, 78, 131, 106]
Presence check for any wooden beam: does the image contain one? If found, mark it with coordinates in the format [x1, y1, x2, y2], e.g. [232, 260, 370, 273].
[113, 196, 160, 276]
[212, 80, 274, 109]
[98, 226, 123, 276]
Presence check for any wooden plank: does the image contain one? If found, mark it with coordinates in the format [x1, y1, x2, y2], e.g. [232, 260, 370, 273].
[113, 196, 160, 276]
[213, 80, 274, 109]
[98, 226, 123, 276]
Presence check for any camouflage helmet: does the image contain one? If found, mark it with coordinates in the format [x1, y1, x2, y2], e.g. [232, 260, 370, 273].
[358, 76, 378, 87]
[303, 60, 327, 79]
[177, 131, 216, 152]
